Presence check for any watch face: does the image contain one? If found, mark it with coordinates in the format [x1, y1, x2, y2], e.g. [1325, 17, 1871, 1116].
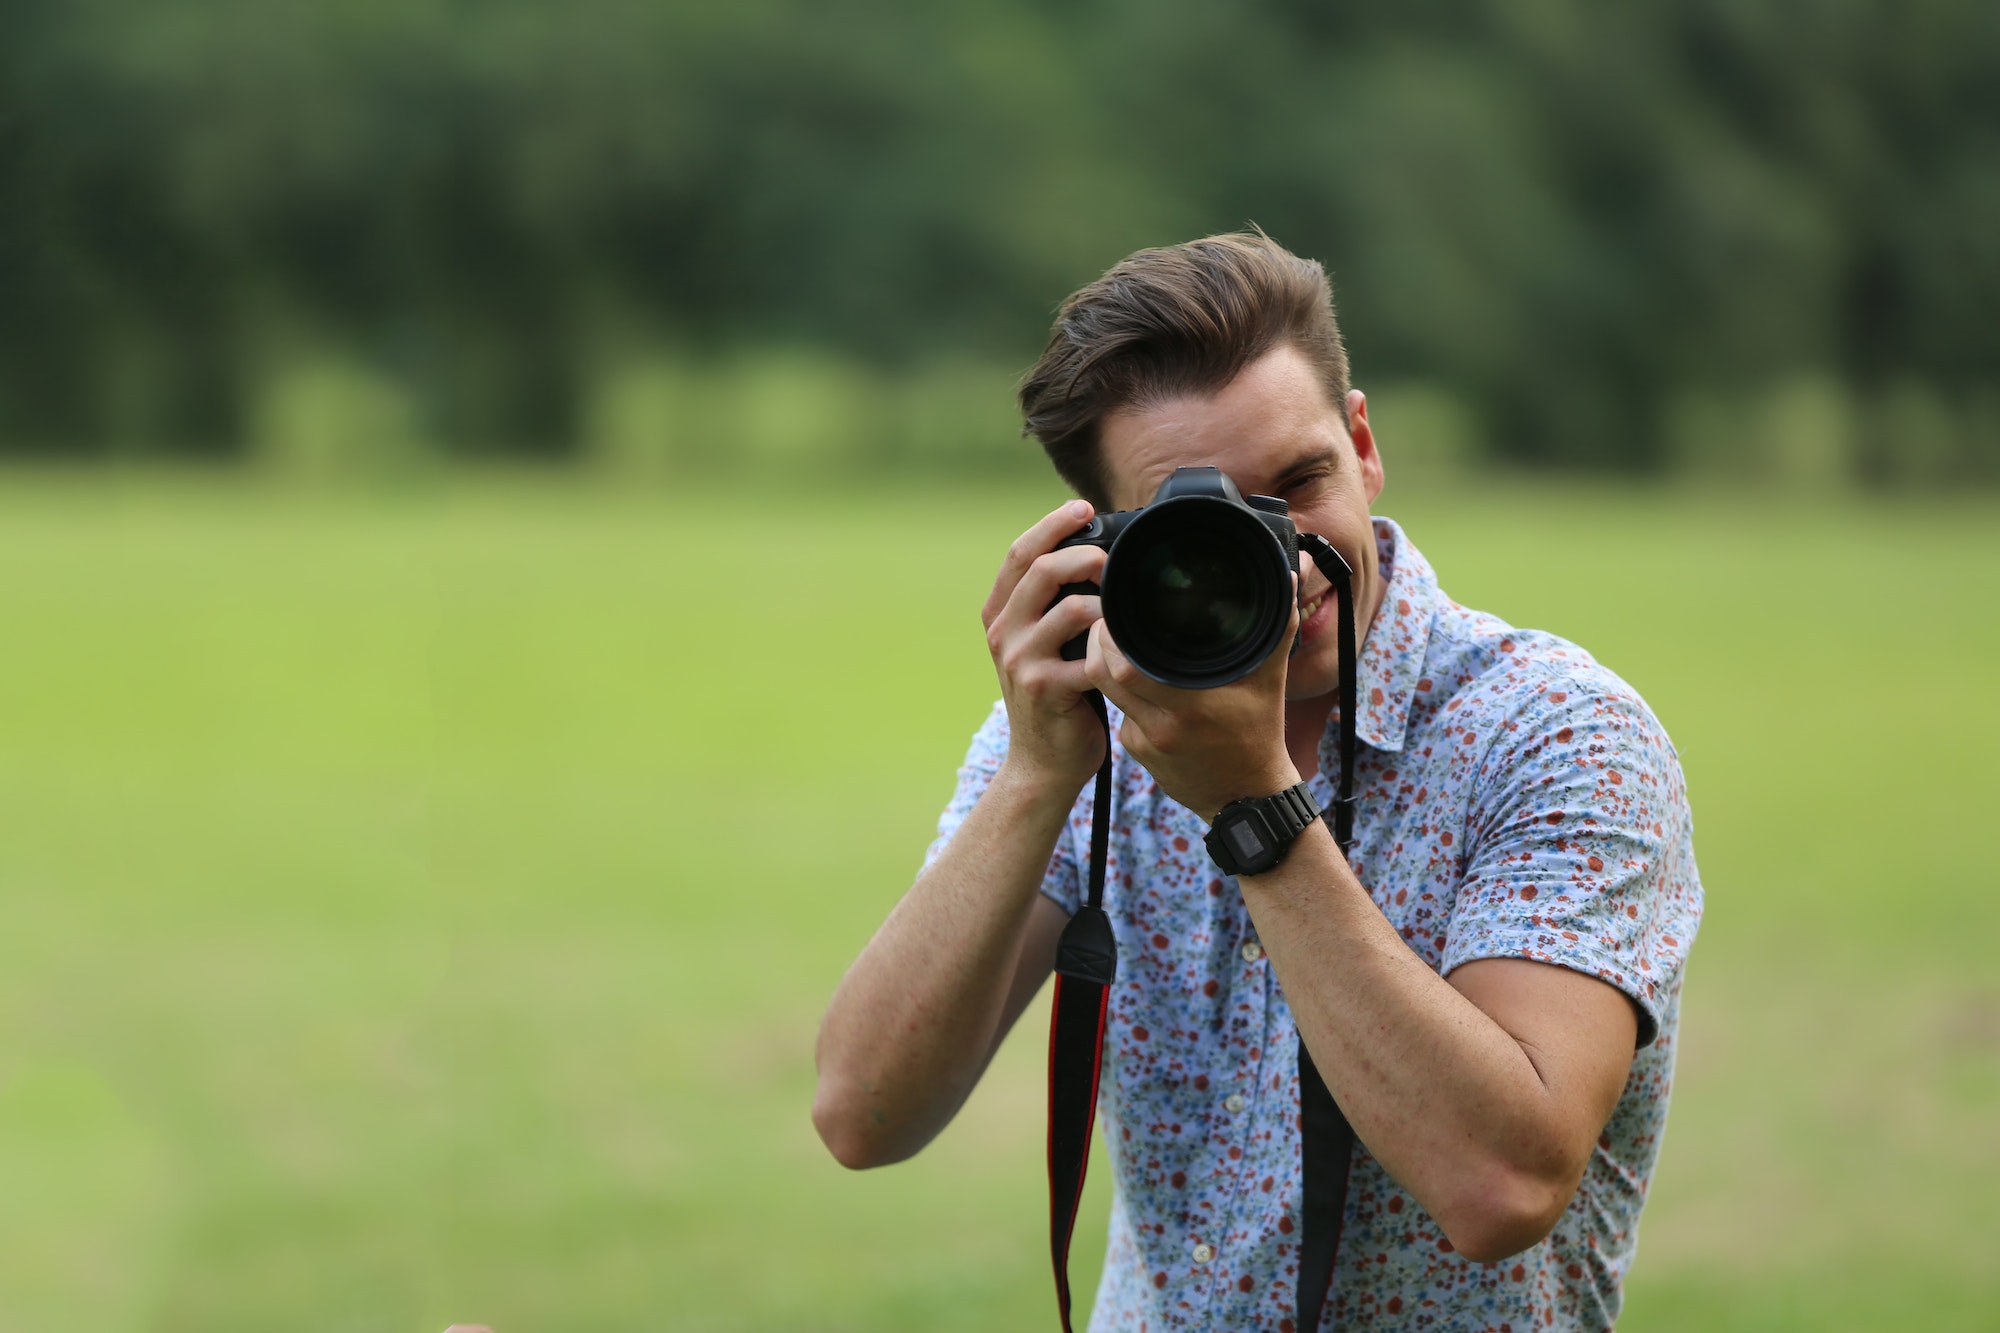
[1223, 815, 1270, 866]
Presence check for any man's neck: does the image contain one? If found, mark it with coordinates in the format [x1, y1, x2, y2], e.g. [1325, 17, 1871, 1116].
[1284, 692, 1338, 781]
[1287, 538, 1390, 782]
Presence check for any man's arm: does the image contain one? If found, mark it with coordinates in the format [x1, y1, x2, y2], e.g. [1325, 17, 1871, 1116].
[1085, 617, 1642, 1262]
[1236, 830, 1636, 1262]
[812, 500, 1108, 1169]
[812, 772, 1075, 1168]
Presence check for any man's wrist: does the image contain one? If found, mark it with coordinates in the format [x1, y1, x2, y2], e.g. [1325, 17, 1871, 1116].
[1232, 813, 1335, 882]
[1203, 777, 1320, 878]
[1201, 764, 1304, 826]
[992, 753, 1097, 819]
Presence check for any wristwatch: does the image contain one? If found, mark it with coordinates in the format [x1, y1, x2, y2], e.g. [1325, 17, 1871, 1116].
[1203, 782, 1322, 877]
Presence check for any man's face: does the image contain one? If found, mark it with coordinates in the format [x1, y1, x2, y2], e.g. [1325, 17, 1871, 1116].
[1097, 343, 1386, 704]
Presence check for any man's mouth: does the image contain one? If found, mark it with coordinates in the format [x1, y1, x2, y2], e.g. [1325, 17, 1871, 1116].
[1299, 589, 1328, 624]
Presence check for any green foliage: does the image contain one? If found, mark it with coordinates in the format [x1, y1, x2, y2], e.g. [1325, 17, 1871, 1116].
[1666, 376, 1858, 490]
[1, 1, 1997, 476]
[250, 354, 436, 483]
[579, 350, 1032, 483]
[1364, 384, 1482, 487]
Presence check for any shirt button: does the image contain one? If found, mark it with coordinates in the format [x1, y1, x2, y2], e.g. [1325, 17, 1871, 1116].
[1191, 1242, 1214, 1265]
[1241, 941, 1264, 962]
[1224, 1093, 1246, 1114]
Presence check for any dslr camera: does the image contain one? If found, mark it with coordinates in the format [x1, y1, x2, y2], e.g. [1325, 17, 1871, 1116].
[1054, 466, 1301, 690]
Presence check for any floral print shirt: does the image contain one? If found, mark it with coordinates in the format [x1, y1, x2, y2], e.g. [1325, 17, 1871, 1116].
[926, 517, 1703, 1332]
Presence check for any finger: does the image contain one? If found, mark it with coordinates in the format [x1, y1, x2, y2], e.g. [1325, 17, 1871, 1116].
[1083, 617, 1172, 735]
[1020, 590, 1102, 660]
[1254, 573, 1302, 686]
[1117, 713, 1163, 771]
[1013, 654, 1098, 710]
[981, 499, 1096, 628]
[993, 591, 1102, 698]
[1092, 615, 1197, 715]
[985, 543, 1109, 655]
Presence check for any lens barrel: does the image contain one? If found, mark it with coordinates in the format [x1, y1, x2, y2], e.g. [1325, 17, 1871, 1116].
[1101, 490, 1296, 689]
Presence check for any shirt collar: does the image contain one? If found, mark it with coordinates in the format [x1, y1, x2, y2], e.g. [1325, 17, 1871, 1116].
[1319, 516, 1439, 762]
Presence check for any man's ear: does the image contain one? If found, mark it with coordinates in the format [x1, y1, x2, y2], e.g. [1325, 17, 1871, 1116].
[1348, 389, 1385, 503]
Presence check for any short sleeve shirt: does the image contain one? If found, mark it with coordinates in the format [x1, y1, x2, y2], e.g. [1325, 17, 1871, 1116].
[926, 517, 1703, 1332]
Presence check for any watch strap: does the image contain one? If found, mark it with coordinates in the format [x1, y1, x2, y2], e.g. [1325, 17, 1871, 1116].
[1204, 781, 1322, 876]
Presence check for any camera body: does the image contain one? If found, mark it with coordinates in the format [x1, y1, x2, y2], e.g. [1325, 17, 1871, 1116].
[1053, 466, 1299, 690]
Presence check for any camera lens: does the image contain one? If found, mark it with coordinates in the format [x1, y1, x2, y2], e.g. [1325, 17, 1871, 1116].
[1101, 497, 1292, 689]
[1128, 530, 1261, 660]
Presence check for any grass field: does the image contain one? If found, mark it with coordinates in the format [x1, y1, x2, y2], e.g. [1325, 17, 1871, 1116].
[0, 473, 1996, 1332]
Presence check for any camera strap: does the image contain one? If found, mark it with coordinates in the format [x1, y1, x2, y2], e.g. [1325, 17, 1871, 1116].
[1046, 690, 1117, 1333]
[1293, 533, 1359, 1333]
[1045, 535, 1360, 1333]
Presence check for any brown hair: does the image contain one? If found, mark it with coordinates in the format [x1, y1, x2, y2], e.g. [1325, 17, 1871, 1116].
[1018, 230, 1351, 509]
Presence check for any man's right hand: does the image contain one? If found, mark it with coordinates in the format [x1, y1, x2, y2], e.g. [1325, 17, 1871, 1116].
[814, 498, 1101, 1170]
[980, 499, 1110, 794]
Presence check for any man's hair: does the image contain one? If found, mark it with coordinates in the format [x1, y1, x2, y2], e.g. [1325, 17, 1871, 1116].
[1018, 230, 1351, 509]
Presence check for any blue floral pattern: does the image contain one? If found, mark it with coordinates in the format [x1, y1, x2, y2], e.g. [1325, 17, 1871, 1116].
[927, 518, 1703, 1332]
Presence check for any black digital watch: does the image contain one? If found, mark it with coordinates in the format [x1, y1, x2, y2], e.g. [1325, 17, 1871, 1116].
[1203, 781, 1322, 877]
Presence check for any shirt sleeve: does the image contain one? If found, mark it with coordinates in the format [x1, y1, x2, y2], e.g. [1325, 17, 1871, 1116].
[921, 700, 1084, 915]
[1440, 673, 1700, 1048]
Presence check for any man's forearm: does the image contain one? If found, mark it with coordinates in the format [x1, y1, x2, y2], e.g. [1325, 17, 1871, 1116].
[812, 760, 1075, 1168]
[1240, 825, 1614, 1262]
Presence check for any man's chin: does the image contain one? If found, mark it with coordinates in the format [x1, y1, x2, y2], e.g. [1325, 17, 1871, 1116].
[1283, 667, 1345, 705]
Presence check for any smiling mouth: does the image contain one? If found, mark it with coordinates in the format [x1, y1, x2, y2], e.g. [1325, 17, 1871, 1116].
[1299, 589, 1327, 623]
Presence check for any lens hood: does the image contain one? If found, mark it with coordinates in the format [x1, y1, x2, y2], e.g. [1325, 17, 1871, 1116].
[1098, 471, 1297, 689]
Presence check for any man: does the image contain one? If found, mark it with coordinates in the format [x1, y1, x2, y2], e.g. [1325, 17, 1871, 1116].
[812, 233, 1702, 1331]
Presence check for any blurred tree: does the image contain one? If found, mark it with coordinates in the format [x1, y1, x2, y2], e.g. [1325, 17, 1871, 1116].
[0, 0, 1994, 478]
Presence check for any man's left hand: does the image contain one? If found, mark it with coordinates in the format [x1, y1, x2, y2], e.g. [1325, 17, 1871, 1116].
[1082, 590, 1301, 822]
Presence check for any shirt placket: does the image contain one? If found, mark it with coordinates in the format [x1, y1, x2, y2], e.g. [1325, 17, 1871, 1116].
[1188, 920, 1277, 1327]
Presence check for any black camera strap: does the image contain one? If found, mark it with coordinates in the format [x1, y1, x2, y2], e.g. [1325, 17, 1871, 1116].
[1293, 533, 1359, 1333]
[1046, 689, 1117, 1333]
[1045, 536, 1359, 1333]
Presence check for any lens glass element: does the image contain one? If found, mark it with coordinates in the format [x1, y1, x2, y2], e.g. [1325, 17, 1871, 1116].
[1128, 529, 1261, 662]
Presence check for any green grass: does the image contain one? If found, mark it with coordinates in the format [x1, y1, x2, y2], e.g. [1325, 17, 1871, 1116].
[0, 473, 1995, 1331]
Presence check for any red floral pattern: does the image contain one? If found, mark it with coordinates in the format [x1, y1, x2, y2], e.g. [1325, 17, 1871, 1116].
[928, 519, 1703, 1331]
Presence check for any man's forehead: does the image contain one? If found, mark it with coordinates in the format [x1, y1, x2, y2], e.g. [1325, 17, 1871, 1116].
[1115, 440, 1342, 507]
[1097, 344, 1348, 507]
[1103, 416, 1348, 509]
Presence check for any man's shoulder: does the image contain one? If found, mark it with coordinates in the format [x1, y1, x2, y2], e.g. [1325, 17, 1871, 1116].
[1424, 596, 1662, 741]
[1408, 603, 1690, 880]
[1369, 518, 1666, 759]
[1400, 595, 1686, 842]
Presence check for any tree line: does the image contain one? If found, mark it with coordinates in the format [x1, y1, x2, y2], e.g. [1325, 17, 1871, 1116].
[2, 0, 1995, 483]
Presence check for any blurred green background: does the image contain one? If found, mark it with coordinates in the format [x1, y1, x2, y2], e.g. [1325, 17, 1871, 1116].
[5, 0, 2000, 484]
[2, 2, 1998, 1331]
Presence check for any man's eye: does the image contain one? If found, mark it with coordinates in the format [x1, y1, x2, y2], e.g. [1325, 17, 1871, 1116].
[1284, 470, 1330, 493]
